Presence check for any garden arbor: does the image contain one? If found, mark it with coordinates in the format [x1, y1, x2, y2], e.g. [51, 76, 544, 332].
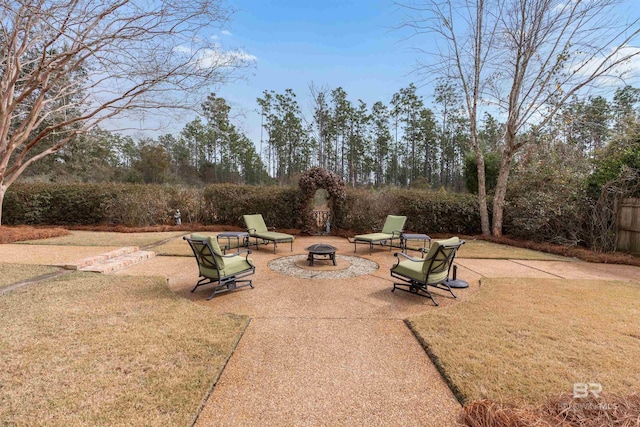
[298, 168, 347, 235]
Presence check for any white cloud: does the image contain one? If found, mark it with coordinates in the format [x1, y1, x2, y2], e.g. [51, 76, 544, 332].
[221, 30, 232, 36]
[570, 45, 640, 87]
[175, 44, 257, 69]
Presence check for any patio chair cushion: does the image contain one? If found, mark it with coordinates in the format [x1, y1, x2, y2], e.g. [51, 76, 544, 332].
[199, 253, 254, 279]
[191, 233, 225, 268]
[392, 237, 460, 284]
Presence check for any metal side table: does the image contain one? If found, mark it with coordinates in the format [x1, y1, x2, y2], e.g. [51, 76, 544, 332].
[217, 232, 250, 254]
[400, 233, 431, 256]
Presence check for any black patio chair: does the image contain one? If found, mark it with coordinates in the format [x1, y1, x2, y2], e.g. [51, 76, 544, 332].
[390, 237, 465, 306]
[184, 233, 255, 300]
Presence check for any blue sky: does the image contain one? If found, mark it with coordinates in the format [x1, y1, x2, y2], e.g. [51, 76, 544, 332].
[189, 0, 420, 144]
[119, 0, 640, 145]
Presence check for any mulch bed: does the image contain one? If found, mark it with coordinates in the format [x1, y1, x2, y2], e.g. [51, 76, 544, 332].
[463, 393, 640, 427]
[0, 225, 70, 244]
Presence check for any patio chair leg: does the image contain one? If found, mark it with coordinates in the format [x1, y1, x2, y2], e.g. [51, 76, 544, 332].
[392, 281, 439, 306]
[191, 277, 212, 293]
[206, 279, 254, 300]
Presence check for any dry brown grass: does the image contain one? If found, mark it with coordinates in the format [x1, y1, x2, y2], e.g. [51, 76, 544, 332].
[0, 225, 69, 244]
[456, 240, 569, 261]
[15, 230, 187, 248]
[0, 263, 61, 288]
[154, 237, 193, 256]
[408, 278, 640, 407]
[463, 393, 640, 427]
[481, 235, 640, 267]
[0, 272, 249, 425]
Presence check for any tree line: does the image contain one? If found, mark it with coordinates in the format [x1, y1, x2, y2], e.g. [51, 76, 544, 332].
[25, 85, 640, 192]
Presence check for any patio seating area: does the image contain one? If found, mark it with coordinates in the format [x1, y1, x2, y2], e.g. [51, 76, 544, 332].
[2, 230, 639, 426]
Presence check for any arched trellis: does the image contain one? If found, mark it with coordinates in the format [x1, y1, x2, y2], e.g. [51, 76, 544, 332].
[298, 168, 347, 234]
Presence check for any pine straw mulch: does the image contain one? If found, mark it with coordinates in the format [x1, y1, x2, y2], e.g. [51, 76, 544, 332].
[0, 225, 70, 244]
[463, 393, 640, 427]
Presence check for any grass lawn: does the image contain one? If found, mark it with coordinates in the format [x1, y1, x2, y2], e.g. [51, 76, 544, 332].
[455, 240, 569, 261]
[16, 230, 187, 248]
[0, 272, 249, 425]
[0, 263, 61, 288]
[153, 236, 193, 256]
[408, 277, 640, 406]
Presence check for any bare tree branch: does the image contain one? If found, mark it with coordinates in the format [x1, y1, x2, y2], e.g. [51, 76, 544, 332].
[0, 0, 253, 224]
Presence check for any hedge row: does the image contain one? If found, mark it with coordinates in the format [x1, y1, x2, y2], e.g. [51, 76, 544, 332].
[335, 188, 481, 234]
[203, 184, 306, 229]
[3, 183, 206, 227]
[3, 183, 483, 235]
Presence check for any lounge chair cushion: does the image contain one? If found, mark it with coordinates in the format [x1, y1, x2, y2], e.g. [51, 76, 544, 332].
[381, 215, 407, 234]
[254, 231, 294, 242]
[243, 214, 269, 234]
[353, 232, 392, 242]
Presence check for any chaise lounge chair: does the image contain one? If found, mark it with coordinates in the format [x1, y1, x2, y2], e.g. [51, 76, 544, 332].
[390, 236, 465, 306]
[243, 214, 295, 253]
[353, 215, 407, 255]
[184, 234, 255, 300]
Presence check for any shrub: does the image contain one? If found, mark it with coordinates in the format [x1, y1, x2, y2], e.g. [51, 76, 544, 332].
[504, 148, 590, 245]
[334, 187, 481, 235]
[5, 182, 481, 235]
[203, 184, 305, 229]
[3, 183, 205, 227]
[4, 183, 110, 225]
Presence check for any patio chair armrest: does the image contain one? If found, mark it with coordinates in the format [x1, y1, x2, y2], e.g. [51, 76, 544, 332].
[391, 230, 402, 238]
[392, 251, 422, 267]
[247, 227, 257, 235]
[267, 226, 276, 231]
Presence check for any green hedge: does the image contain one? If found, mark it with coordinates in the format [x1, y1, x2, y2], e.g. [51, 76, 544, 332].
[4, 183, 480, 234]
[3, 183, 205, 227]
[203, 184, 306, 229]
[333, 188, 481, 234]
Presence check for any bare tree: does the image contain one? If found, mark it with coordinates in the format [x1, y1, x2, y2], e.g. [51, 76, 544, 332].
[0, 0, 252, 224]
[399, 0, 640, 236]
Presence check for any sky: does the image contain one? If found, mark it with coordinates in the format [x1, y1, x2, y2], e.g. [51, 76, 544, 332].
[112, 0, 640, 146]
[119, 0, 422, 145]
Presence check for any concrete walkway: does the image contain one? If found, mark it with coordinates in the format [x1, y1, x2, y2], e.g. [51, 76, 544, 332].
[92, 236, 640, 425]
